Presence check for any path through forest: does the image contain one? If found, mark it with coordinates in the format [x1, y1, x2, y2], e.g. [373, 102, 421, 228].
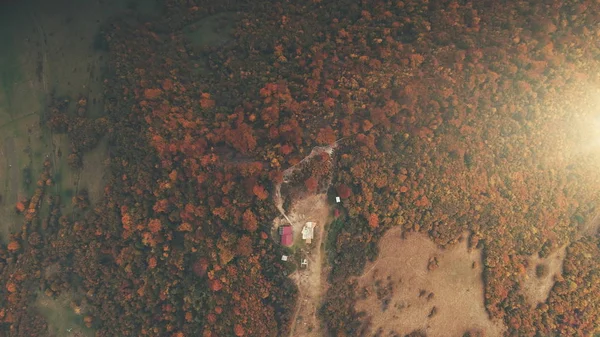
[286, 194, 330, 337]
[273, 142, 339, 337]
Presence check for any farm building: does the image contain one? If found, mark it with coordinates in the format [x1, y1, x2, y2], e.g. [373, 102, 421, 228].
[279, 225, 293, 246]
[302, 222, 315, 244]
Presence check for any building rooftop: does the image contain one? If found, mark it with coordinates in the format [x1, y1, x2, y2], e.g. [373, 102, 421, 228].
[302, 222, 315, 240]
[279, 225, 293, 235]
[280, 225, 293, 246]
[281, 233, 293, 246]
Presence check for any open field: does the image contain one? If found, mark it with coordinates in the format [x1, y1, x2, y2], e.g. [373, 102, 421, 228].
[521, 245, 567, 306]
[355, 228, 506, 337]
[0, 116, 50, 241]
[35, 291, 95, 337]
[0, 0, 158, 242]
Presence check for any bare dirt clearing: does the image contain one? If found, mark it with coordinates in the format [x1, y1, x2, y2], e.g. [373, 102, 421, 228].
[283, 194, 330, 337]
[520, 211, 600, 306]
[521, 245, 567, 306]
[272, 142, 338, 337]
[355, 228, 506, 337]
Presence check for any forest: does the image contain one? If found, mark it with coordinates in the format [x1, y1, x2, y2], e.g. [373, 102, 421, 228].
[1, 0, 600, 336]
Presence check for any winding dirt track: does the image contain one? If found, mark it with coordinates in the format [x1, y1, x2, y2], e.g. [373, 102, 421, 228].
[272, 142, 339, 337]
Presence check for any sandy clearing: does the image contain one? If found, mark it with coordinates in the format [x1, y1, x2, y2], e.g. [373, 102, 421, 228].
[521, 210, 600, 306]
[279, 194, 329, 238]
[272, 142, 338, 337]
[282, 194, 330, 337]
[578, 210, 600, 239]
[288, 224, 325, 337]
[355, 228, 506, 337]
[521, 245, 567, 306]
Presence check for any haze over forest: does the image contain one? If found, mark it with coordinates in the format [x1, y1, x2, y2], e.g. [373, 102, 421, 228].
[0, 0, 599, 336]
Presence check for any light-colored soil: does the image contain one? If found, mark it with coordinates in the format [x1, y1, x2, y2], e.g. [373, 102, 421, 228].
[520, 211, 600, 306]
[354, 228, 506, 337]
[278, 194, 329, 239]
[579, 211, 600, 239]
[272, 142, 338, 337]
[521, 245, 567, 306]
[283, 194, 330, 337]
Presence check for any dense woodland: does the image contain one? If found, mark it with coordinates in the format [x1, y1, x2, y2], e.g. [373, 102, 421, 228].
[1, 0, 600, 336]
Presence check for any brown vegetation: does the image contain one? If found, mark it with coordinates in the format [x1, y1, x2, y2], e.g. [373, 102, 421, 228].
[0, 0, 600, 336]
[354, 229, 506, 336]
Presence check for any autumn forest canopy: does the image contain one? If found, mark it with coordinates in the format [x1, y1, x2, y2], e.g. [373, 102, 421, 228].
[1, 0, 600, 336]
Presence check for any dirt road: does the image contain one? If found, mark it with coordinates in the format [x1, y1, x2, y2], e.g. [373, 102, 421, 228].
[285, 194, 330, 337]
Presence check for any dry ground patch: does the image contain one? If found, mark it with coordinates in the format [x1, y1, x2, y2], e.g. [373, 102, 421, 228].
[275, 194, 330, 337]
[520, 211, 600, 306]
[355, 228, 506, 337]
[521, 245, 567, 306]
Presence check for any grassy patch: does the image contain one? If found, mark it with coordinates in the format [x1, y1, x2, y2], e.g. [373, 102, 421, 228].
[325, 217, 345, 264]
[0, 17, 23, 114]
[35, 291, 95, 337]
